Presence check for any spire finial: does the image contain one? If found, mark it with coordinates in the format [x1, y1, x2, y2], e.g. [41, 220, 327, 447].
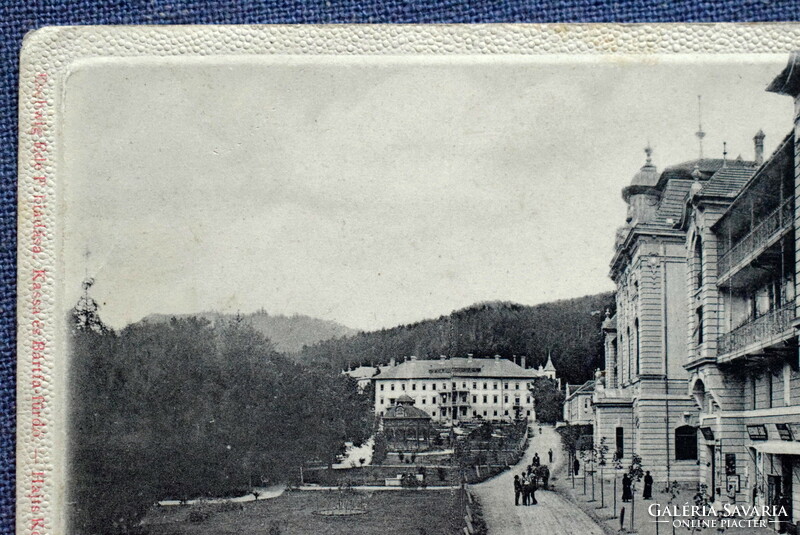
[722, 141, 728, 168]
[696, 95, 706, 159]
[644, 144, 653, 165]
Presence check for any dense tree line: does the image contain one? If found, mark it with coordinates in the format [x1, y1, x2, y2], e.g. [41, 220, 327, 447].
[529, 377, 565, 424]
[67, 292, 372, 534]
[298, 293, 614, 387]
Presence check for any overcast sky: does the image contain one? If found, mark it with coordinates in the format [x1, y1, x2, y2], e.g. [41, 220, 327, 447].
[62, 54, 793, 331]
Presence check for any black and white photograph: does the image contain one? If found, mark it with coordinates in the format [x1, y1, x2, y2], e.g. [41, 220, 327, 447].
[16, 25, 800, 535]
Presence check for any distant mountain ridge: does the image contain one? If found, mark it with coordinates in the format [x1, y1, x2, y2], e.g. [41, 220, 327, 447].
[297, 293, 615, 387]
[141, 310, 357, 354]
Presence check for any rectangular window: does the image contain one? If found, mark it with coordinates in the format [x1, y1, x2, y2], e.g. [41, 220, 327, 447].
[494, 383, 498, 390]
[473, 382, 477, 389]
[493, 395, 498, 403]
[493, 410, 498, 416]
[696, 306, 704, 345]
[504, 410, 509, 416]
[380, 384, 384, 391]
[380, 397, 384, 404]
[504, 383, 509, 389]
[515, 383, 520, 390]
[412, 383, 416, 391]
[615, 427, 624, 460]
[675, 426, 698, 460]
[472, 395, 477, 403]
[401, 384, 406, 390]
[432, 383, 436, 390]
[483, 383, 488, 390]
[483, 410, 487, 416]
[421, 398, 426, 404]
[504, 395, 508, 403]
[432, 412, 436, 417]
[391, 384, 395, 391]
[432, 397, 436, 405]
[483, 395, 487, 403]
[422, 384, 426, 391]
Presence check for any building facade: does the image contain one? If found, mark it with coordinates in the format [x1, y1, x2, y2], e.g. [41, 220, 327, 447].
[673, 54, 800, 530]
[563, 380, 595, 425]
[593, 147, 722, 484]
[373, 355, 556, 423]
[592, 52, 800, 531]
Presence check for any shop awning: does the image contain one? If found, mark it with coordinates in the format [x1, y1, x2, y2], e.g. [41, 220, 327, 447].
[753, 441, 800, 455]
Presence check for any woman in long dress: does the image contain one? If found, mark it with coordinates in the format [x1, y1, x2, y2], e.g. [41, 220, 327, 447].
[622, 473, 633, 502]
[642, 471, 653, 500]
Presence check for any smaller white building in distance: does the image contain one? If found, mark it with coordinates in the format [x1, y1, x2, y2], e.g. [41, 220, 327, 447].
[562, 380, 595, 426]
[373, 354, 557, 423]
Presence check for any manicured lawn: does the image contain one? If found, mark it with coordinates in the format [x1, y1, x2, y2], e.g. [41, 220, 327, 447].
[142, 489, 465, 535]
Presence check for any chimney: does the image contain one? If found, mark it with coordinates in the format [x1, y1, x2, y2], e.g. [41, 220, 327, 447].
[494, 354, 501, 361]
[754, 129, 765, 165]
[439, 354, 447, 360]
[389, 357, 396, 367]
[521, 356, 527, 369]
[410, 355, 417, 361]
[467, 353, 473, 362]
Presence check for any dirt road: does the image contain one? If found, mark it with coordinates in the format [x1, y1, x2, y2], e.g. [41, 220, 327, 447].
[472, 425, 605, 535]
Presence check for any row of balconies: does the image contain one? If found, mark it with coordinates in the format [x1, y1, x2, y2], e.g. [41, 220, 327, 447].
[717, 196, 793, 281]
[715, 299, 796, 359]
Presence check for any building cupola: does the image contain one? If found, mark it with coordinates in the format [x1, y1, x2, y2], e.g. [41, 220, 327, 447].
[622, 146, 661, 226]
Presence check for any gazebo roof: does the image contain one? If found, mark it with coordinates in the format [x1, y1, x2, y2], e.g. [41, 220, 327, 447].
[384, 404, 432, 420]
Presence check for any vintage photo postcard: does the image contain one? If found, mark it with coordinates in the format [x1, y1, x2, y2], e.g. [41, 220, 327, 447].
[17, 24, 800, 535]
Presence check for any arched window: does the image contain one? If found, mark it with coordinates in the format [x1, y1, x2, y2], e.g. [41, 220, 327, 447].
[675, 426, 698, 460]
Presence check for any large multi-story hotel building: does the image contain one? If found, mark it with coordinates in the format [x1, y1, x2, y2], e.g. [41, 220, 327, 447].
[592, 52, 800, 531]
[679, 54, 800, 523]
[373, 355, 556, 423]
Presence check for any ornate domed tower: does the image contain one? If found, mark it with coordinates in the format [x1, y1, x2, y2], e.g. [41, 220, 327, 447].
[621, 146, 661, 226]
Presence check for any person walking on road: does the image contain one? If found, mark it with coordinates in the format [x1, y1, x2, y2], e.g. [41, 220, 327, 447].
[532, 452, 541, 467]
[622, 473, 633, 502]
[529, 472, 538, 505]
[643, 471, 653, 500]
[573, 457, 580, 476]
[514, 475, 522, 506]
[548, 448, 553, 464]
[521, 474, 530, 506]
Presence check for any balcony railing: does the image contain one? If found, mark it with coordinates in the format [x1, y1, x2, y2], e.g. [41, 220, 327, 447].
[718, 197, 794, 277]
[717, 300, 796, 357]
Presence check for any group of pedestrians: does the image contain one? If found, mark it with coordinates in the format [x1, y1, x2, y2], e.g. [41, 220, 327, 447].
[621, 470, 654, 502]
[513, 448, 555, 506]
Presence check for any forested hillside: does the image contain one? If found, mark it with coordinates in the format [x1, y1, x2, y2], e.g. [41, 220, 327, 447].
[143, 309, 356, 353]
[299, 293, 615, 387]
